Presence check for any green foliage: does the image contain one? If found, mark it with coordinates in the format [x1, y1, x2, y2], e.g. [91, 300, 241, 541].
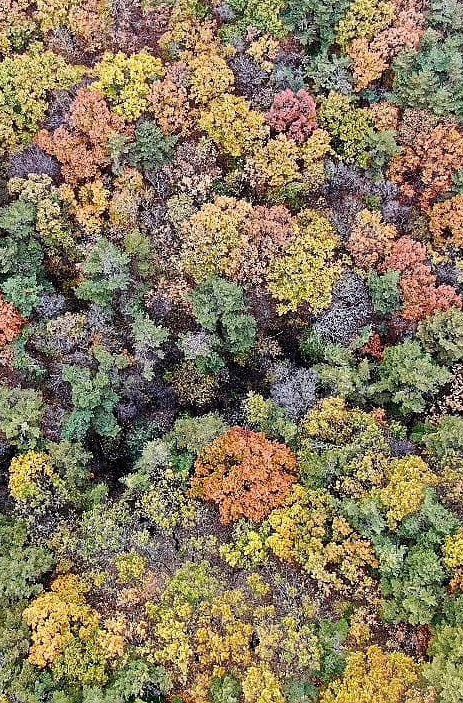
[367, 130, 400, 181]
[431, 0, 463, 32]
[0, 198, 50, 315]
[129, 120, 178, 172]
[391, 29, 463, 120]
[171, 413, 229, 456]
[418, 415, 463, 464]
[0, 515, 54, 605]
[345, 490, 460, 624]
[367, 271, 402, 315]
[417, 308, 463, 364]
[210, 674, 242, 703]
[424, 625, 463, 702]
[369, 340, 452, 416]
[1, 273, 44, 316]
[319, 92, 375, 167]
[282, 0, 350, 50]
[244, 392, 299, 446]
[46, 440, 93, 506]
[132, 313, 169, 380]
[76, 239, 131, 306]
[189, 277, 257, 364]
[314, 343, 371, 402]
[62, 347, 128, 442]
[0, 386, 43, 449]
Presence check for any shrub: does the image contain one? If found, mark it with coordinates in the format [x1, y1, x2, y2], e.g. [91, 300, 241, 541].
[190, 427, 298, 523]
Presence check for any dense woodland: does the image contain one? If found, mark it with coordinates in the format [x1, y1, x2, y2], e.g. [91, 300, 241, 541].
[1, 0, 463, 701]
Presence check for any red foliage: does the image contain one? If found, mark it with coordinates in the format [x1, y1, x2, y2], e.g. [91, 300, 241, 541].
[383, 236, 462, 322]
[266, 89, 317, 144]
[190, 427, 299, 524]
[362, 332, 384, 361]
[0, 294, 26, 348]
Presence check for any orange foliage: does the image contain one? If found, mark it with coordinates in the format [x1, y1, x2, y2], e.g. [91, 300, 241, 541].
[348, 0, 425, 91]
[348, 209, 397, 270]
[0, 293, 26, 347]
[384, 236, 462, 321]
[150, 65, 193, 136]
[370, 102, 400, 132]
[389, 122, 463, 211]
[429, 194, 463, 251]
[190, 427, 299, 524]
[37, 89, 127, 184]
[69, 0, 113, 52]
[238, 205, 297, 287]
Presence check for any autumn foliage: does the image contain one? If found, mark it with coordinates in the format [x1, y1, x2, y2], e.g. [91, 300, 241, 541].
[190, 427, 299, 523]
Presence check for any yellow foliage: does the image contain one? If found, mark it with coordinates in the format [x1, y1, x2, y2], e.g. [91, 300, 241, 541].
[265, 485, 378, 593]
[376, 456, 439, 528]
[199, 93, 268, 157]
[248, 135, 301, 190]
[0, 47, 85, 153]
[23, 574, 126, 685]
[301, 128, 333, 189]
[268, 209, 342, 313]
[180, 195, 253, 283]
[443, 530, 463, 570]
[320, 646, 419, 703]
[247, 36, 280, 73]
[188, 51, 234, 104]
[9, 451, 62, 506]
[115, 551, 148, 583]
[302, 397, 378, 444]
[242, 664, 286, 703]
[92, 50, 164, 121]
[336, 0, 396, 52]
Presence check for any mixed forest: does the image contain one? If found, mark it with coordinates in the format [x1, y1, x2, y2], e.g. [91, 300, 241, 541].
[1, 0, 463, 701]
